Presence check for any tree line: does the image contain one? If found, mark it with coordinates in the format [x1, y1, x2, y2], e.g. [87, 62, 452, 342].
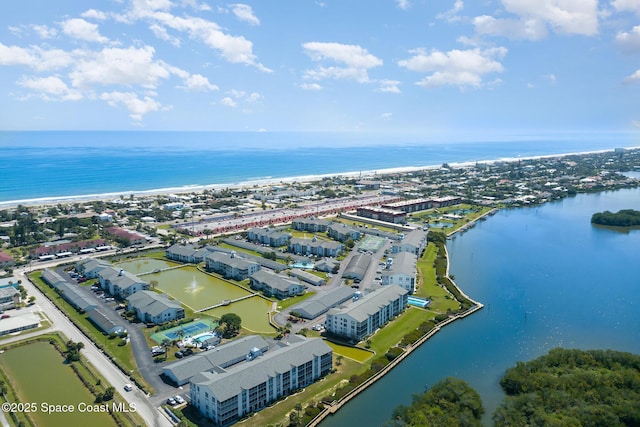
[591, 209, 640, 227]
[387, 348, 640, 427]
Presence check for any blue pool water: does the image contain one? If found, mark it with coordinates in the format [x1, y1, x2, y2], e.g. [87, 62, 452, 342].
[290, 262, 315, 269]
[407, 297, 430, 308]
[194, 333, 215, 343]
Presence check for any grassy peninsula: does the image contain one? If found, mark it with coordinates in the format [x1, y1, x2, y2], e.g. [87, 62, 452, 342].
[591, 209, 640, 227]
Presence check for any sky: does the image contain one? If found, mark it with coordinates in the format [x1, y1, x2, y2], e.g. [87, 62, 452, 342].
[0, 0, 639, 138]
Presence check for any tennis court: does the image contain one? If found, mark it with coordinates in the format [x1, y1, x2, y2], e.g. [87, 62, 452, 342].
[358, 235, 386, 252]
[151, 319, 217, 343]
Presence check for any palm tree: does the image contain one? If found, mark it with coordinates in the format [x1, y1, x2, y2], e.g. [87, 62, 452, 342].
[162, 339, 171, 360]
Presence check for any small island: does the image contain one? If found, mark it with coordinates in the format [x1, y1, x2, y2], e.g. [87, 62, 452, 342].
[591, 209, 640, 227]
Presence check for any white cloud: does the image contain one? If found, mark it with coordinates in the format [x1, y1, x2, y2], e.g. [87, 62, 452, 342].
[437, 0, 464, 22]
[61, 18, 109, 43]
[117, 2, 270, 71]
[0, 43, 74, 71]
[220, 96, 238, 108]
[69, 46, 173, 89]
[398, 47, 507, 89]
[18, 76, 83, 101]
[300, 82, 322, 90]
[149, 23, 181, 46]
[612, 0, 640, 13]
[31, 24, 58, 39]
[380, 112, 393, 120]
[623, 69, 640, 83]
[231, 4, 260, 25]
[474, 15, 547, 40]
[149, 13, 270, 71]
[129, 0, 174, 18]
[246, 92, 262, 102]
[377, 79, 401, 93]
[543, 73, 557, 83]
[81, 9, 108, 20]
[616, 26, 640, 52]
[396, 0, 411, 11]
[303, 42, 383, 83]
[179, 74, 218, 91]
[0, 43, 38, 68]
[502, 0, 599, 36]
[100, 91, 165, 121]
[475, 0, 599, 40]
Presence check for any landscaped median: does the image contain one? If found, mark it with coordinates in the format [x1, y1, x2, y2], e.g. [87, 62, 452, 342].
[0, 333, 144, 427]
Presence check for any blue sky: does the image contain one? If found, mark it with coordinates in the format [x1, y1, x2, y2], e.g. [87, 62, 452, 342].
[0, 0, 639, 138]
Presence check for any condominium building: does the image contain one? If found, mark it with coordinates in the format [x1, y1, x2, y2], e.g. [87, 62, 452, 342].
[190, 336, 332, 426]
[205, 252, 260, 281]
[325, 285, 408, 342]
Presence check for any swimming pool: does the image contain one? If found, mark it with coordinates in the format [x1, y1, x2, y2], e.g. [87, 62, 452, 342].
[193, 333, 215, 343]
[290, 262, 315, 269]
[407, 296, 431, 308]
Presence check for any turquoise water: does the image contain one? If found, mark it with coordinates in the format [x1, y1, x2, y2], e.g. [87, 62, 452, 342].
[194, 333, 215, 343]
[321, 188, 640, 426]
[407, 296, 430, 308]
[1, 131, 637, 204]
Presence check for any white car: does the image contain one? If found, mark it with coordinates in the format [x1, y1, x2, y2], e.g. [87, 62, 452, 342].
[174, 395, 185, 404]
[124, 384, 133, 392]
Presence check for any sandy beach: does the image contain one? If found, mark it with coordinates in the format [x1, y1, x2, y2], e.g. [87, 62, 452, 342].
[2, 147, 635, 210]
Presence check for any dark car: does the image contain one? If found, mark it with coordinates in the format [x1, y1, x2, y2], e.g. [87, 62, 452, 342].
[182, 348, 193, 356]
[174, 351, 184, 358]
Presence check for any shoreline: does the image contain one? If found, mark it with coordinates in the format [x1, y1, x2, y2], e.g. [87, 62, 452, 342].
[2, 146, 637, 209]
[308, 211, 493, 427]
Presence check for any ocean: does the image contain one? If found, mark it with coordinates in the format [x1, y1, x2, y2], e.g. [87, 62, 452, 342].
[1, 131, 637, 206]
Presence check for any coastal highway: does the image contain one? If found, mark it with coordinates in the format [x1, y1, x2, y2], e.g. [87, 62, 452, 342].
[9, 266, 173, 427]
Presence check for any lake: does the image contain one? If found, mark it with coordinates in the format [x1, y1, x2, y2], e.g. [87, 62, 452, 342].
[320, 187, 640, 426]
[0, 341, 116, 427]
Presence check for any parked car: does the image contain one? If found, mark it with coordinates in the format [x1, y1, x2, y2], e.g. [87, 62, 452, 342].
[166, 397, 177, 406]
[182, 348, 193, 356]
[174, 395, 185, 405]
[1, 314, 10, 319]
[174, 350, 184, 358]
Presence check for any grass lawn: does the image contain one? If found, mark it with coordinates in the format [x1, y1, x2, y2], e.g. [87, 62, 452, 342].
[415, 243, 438, 295]
[415, 243, 461, 313]
[286, 229, 333, 241]
[330, 217, 400, 234]
[325, 341, 373, 363]
[243, 357, 362, 427]
[277, 291, 316, 310]
[365, 307, 432, 354]
[219, 242, 264, 258]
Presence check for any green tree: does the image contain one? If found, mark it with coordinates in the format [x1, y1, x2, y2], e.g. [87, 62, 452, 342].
[218, 313, 242, 338]
[388, 377, 483, 427]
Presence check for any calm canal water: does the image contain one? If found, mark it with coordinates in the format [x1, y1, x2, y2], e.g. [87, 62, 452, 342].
[321, 187, 640, 426]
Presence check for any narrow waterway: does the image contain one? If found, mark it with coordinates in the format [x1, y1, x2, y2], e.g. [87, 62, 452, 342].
[320, 188, 640, 426]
